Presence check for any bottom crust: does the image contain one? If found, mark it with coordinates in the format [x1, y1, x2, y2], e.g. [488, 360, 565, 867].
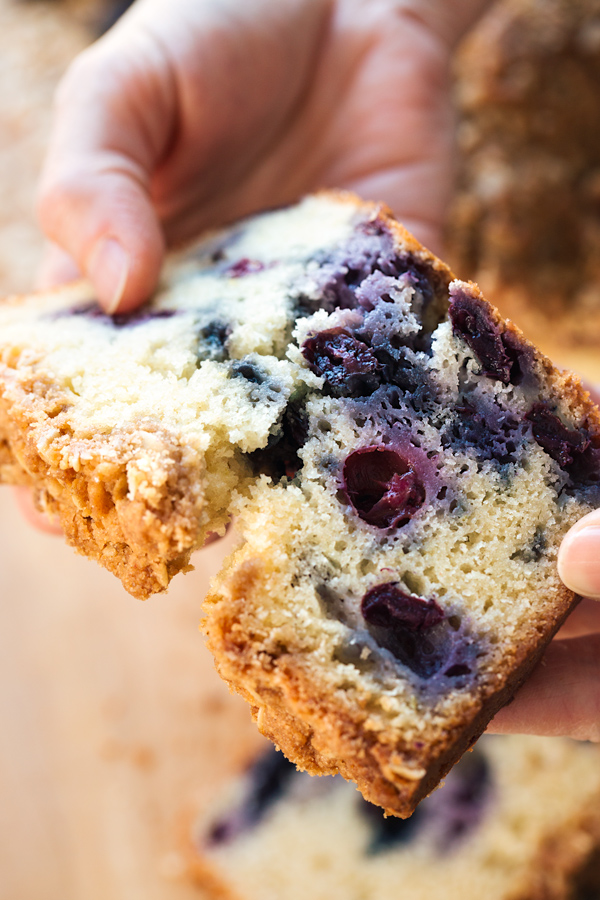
[204, 548, 578, 817]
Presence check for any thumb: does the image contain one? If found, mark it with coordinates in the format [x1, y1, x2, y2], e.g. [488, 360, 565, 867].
[558, 509, 600, 600]
[37, 35, 171, 312]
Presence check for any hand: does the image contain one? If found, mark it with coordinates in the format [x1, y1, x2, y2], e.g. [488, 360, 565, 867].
[489, 440, 600, 742]
[487, 593, 600, 742]
[488, 388, 600, 742]
[32, 0, 600, 742]
[36, 0, 491, 310]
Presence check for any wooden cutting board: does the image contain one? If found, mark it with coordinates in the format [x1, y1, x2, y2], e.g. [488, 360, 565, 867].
[0, 491, 266, 900]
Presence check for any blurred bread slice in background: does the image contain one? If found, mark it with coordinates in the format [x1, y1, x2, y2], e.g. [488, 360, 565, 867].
[448, 0, 600, 379]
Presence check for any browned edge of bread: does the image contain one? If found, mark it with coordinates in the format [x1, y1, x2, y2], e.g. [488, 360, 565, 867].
[0, 363, 208, 598]
[202, 198, 600, 817]
[203, 546, 579, 818]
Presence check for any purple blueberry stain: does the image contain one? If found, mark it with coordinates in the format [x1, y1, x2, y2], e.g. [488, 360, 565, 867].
[442, 401, 524, 467]
[52, 301, 178, 328]
[302, 328, 381, 396]
[342, 447, 426, 529]
[226, 258, 265, 278]
[355, 271, 403, 313]
[197, 319, 231, 363]
[308, 217, 449, 318]
[314, 224, 396, 310]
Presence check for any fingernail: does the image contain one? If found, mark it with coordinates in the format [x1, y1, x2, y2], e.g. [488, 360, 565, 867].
[558, 523, 600, 599]
[88, 238, 130, 314]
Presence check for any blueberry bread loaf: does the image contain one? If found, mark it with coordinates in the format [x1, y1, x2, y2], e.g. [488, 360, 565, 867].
[1, 193, 599, 813]
[183, 736, 600, 900]
[448, 0, 600, 349]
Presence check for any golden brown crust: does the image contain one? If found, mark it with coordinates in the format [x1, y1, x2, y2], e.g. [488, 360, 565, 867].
[204, 548, 578, 817]
[0, 369, 208, 598]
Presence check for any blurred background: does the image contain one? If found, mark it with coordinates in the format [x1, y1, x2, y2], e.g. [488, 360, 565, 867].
[0, 8, 262, 898]
[1, 0, 600, 898]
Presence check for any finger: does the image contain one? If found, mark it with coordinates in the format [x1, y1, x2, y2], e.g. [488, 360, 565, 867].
[487, 635, 600, 742]
[36, 242, 81, 290]
[556, 597, 600, 639]
[13, 487, 63, 536]
[558, 509, 600, 600]
[37, 31, 172, 313]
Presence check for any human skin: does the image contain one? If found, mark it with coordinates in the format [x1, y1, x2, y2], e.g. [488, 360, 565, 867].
[31, 0, 600, 740]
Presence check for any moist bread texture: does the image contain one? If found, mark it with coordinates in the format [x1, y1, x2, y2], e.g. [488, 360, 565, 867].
[0, 196, 362, 596]
[184, 736, 600, 900]
[1, 193, 599, 813]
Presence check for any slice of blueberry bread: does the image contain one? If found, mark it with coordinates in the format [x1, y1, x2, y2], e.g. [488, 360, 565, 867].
[182, 736, 600, 900]
[200, 200, 600, 816]
[1, 194, 599, 813]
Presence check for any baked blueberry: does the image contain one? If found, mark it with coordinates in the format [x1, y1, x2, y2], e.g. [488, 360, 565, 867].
[226, 258, 265, 277]
[302, 329, 381, 396]
[525, 403, 590, 469]
[343, 448, 426, 528]
[361, 584, 449, 679]
[449, 289, 513, 384]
